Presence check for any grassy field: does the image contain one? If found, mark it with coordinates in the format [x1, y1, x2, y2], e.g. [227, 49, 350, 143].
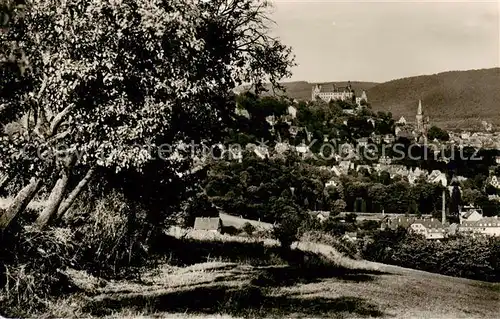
[219, 213, 274, 231]
[39, 228, 499, 319]
[2, 197, 498, 318]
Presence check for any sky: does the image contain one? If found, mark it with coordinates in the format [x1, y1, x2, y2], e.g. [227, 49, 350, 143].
[269, 0, 500, 83]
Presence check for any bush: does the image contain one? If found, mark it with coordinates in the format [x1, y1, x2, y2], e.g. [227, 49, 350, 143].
[362, 230, 500, 282]
[66, 190, 156, 279]
[0, 227, 77, 317]
[242, 222, 256, 236]
[1, 190, 163, 317]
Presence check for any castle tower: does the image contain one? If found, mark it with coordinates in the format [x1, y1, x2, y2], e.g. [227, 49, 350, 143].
[311, 84, 321, 100]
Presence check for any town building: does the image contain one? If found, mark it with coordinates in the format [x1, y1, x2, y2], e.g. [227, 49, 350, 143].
[459, 216, 500, 237]
[308, 211, 331, 223]
[488, 176, 500, 189]
[343, 232, 358, 242]
[427, 170, 447, 187]
[409, 219, 446, 240]
[459, 206, 483, 225]
[382, 216, 447, 239]
[396, 116, 407, 125]
[381, 216, 418, 231]
[325, 179, 338, 188]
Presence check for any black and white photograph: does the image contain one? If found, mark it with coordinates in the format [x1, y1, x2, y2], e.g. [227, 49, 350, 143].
[1, 0, 499, 318]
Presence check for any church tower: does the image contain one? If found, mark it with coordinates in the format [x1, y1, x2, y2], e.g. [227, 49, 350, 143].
[416, 100, 424, 134]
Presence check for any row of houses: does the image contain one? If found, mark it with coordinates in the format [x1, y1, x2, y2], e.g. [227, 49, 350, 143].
[382, 206, 500, 239]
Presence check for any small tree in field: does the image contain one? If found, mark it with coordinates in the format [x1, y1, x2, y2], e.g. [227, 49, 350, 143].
[272, 200, 303, 250]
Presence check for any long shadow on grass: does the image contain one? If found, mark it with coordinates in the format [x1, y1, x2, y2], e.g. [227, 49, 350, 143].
[86, 285, 386, 318]
[153, 234, 308, 266]
[153, 234, 391, 287]
[251, 264, 388, 287]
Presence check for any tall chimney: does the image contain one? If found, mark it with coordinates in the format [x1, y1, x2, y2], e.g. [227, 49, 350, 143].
[442, 189, 446, 224]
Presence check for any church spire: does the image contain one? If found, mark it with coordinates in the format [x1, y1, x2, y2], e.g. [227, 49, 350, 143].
[417, 100, 423, 115]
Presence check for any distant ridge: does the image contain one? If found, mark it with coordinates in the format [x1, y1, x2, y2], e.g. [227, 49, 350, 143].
[240, 68, 500, 130]
[367, 68, 500, 130]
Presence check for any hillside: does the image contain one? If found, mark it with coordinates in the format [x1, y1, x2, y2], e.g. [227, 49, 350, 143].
[251, 68, 500, 130]
[367, 68, 500, 130]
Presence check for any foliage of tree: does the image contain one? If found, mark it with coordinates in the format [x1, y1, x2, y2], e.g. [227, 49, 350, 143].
[428, 125, 450, 141]
[0, 0, 294, 230]
[204, 152, 333, 223]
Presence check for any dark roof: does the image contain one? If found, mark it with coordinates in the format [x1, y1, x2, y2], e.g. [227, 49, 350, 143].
[412, 218, 444, 229]
[313, 84, 352, 93]
[463, 211, 477, 219]
[386, 216, 417, 229]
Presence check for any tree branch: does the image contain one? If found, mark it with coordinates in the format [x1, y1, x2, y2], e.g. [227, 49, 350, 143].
[48, 104, 75, 137]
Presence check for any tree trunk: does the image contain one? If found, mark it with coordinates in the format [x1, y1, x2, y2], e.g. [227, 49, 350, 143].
[56, 166, 96, 221]
[34, 169, 71, 229]
[0, 177, 41, 230]
[0, 173, 11, 189]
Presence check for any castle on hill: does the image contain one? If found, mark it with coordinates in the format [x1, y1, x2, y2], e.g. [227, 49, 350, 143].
[311, 81, 367, 107]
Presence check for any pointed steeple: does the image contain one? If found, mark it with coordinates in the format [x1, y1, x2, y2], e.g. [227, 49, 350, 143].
[361, 91, 367, 101]
[417, 100, 423, 115]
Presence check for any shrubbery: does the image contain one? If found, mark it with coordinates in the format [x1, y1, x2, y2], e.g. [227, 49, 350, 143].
[64, 191, 158, 279]
[361, 230, 500, 282]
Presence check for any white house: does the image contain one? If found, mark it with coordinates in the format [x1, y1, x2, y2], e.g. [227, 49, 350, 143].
[343, 232, 358, 242]
[253, 145, 269, 159]
[194, 217, 222, 233]
[428, 170, 447, 187]
[296, 143, 310, 154]
[325, 180, 338, 188]
[459, 207, 483, 225]
[274, 142, 292, 155]
[397, 116, 407, 125]
[331, 166, 342, 177]
[488, 176, 500, 189]
[308, 211, 331, 223]
[409, 219, 446, 240]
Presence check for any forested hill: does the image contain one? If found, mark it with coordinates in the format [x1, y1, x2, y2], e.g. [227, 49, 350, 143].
[367, 68, 500, 130]
[240, 68, 500, 130]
